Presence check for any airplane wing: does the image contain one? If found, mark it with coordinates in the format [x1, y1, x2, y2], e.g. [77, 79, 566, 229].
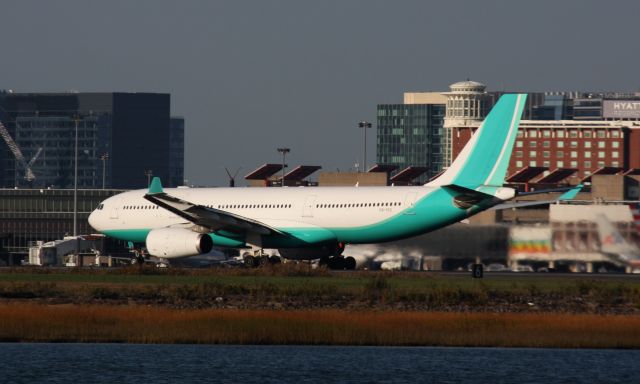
[490, 184, 583, 210]
[143, 178, 283, 236]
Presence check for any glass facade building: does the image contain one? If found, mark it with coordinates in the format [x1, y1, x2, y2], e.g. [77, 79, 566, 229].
[376, 103, 445, 182]
[0, 188, 126, 264]
[0, 92, 183, 189]
[169, 117, 185, 187]
[532, 94, 574, 120]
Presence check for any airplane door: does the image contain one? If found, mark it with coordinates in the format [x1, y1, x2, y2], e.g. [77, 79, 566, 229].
[302, 195, 316, 218]
[403, 192, 417, 215]
[109, 206, 119, 219]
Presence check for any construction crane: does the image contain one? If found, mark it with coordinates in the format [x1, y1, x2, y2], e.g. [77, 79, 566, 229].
[224, 166, 241, 187]
[0, 121, 42, 182]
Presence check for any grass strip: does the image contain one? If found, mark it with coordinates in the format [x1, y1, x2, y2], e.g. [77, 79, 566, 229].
[0, 303, 638, 348]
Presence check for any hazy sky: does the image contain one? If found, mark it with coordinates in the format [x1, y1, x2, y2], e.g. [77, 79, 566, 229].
[1, 0, 638, 186]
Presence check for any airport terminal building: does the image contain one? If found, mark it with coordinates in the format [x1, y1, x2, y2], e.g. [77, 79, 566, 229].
[0, 188, 126, 264]
[0, 91, 184, 189]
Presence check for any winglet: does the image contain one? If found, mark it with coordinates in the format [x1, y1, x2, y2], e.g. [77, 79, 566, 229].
[558, 184, 582, 201]
[148, 177, 164, 194]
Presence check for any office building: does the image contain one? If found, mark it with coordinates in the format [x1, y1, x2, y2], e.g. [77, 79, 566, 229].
[169, 117, 185, 187]
[376, 92, 446, 181]
[0, 91, 183, 189]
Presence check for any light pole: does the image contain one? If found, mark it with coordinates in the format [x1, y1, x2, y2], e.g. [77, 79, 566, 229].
[358, 121, 372, 173]
[100, 153, 109, 189]
[277, 148, 290, 187]
[145, 170, 153, 187]
[73, 115, 81, 237]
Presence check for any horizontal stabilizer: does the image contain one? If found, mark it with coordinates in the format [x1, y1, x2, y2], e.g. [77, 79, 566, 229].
[490, 184, 583, 210]
[442, 184, 499, 209]
[558, 184, 583, 201]
[441, 184, 494, 200]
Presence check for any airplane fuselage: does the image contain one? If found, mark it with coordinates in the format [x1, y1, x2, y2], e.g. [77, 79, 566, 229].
[89, 185, 473, 249]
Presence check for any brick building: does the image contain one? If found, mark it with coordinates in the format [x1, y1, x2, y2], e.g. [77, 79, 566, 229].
[451, 120, 640, 182]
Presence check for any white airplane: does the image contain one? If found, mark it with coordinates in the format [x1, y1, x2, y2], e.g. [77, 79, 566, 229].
[88, 93, 575, 269]
[595, 213, 640, 272]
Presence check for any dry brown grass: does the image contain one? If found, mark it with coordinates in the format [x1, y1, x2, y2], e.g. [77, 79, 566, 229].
[1, 303, 638, 348]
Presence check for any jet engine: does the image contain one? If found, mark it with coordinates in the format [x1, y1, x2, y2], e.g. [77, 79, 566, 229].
[146, 227, 213, 258]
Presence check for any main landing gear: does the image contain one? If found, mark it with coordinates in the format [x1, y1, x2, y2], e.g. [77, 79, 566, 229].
[130, 249, 147, 265]
[243, 251, 281, 268]
[319, 256, 356, 270]
[319, 242, 355, 270]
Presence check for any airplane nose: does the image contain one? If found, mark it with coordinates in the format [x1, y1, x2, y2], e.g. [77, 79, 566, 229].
[88, 209, 99, 231]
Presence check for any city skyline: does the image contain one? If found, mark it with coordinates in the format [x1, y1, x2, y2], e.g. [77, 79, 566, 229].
[1, 0, 639, 186]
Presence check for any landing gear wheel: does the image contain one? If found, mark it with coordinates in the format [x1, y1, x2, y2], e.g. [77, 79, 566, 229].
[319, 256, 330, 267]
[344, 256, 356, 270]
[243, 255, 256, 268]
[135, 255, 145, 265]
[259, 256, 270, 266]
[269, 256, 281, 264]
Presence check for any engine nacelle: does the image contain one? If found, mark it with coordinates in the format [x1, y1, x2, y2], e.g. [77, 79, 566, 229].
[146, 228, 213, 258]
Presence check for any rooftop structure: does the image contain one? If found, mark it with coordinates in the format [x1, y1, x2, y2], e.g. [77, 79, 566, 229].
[245, 164, 321, 187]
[536, 168, 578, 184]
[506, 166, 548, 183]
[281, 165, 322, 181]
[389, 166, 429, 185]
[367, 164, 398, 174]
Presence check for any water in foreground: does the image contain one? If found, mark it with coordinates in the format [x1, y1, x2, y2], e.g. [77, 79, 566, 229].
[1, 344, 637, 383]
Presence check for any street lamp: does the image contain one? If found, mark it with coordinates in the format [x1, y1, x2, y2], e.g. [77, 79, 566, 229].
[72, 115, 81, 237]
[277, 148, 290, 187]
[358, 121, 372, 173]
[100, 153, 109, 189]
[145, 170, 153, 187]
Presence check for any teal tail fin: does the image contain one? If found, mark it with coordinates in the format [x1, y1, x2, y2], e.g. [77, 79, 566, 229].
[428, 94, 527, 190]
[148, 177, 164, 194]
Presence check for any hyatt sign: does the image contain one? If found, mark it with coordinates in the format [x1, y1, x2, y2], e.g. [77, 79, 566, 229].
[603, 100, 640, 119]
